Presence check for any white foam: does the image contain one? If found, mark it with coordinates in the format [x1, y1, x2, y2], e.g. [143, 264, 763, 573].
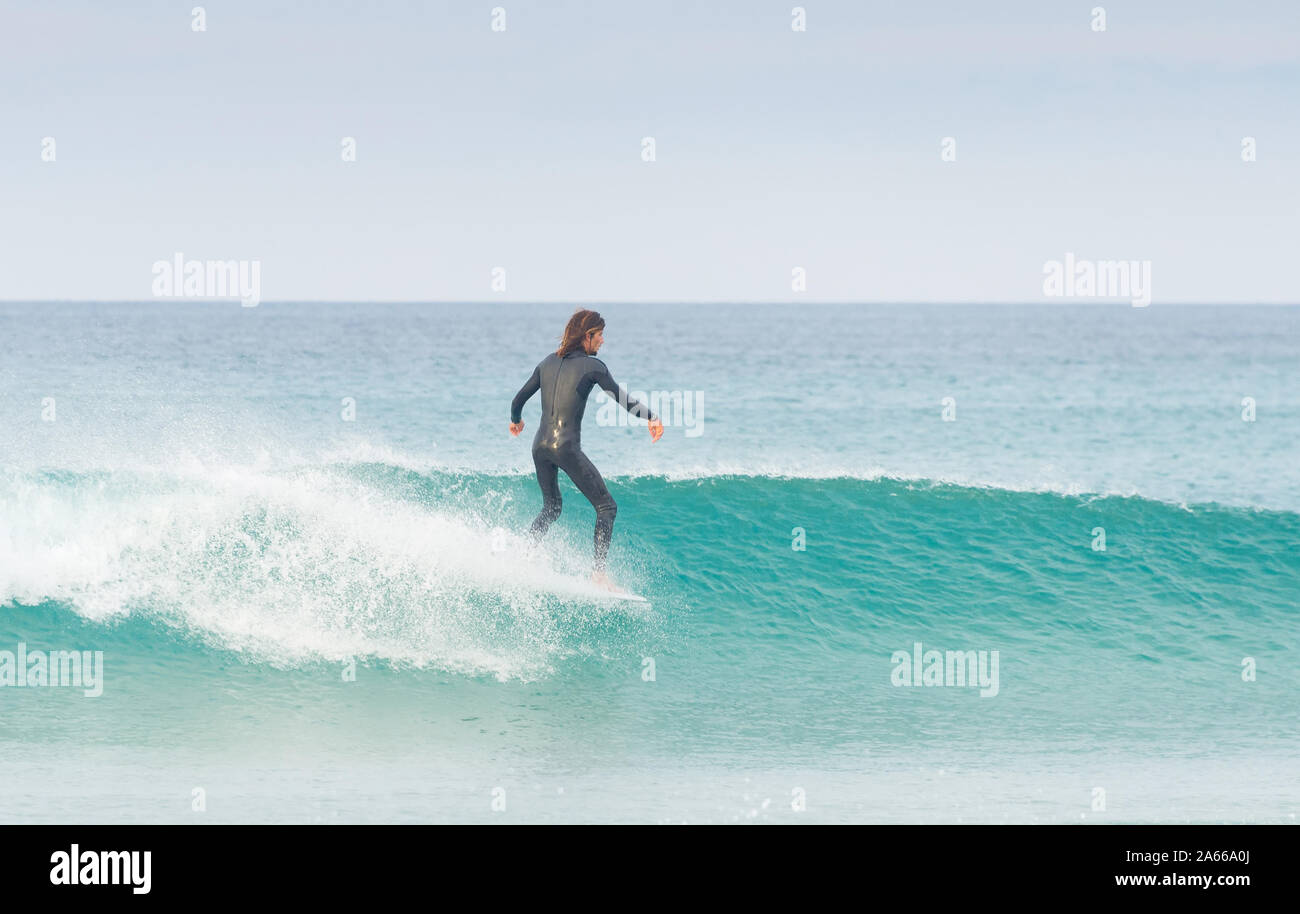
[0, 464, 643, 681]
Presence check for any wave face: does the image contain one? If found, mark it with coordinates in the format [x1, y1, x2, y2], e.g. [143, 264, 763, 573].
[4, 463, 1297, 700]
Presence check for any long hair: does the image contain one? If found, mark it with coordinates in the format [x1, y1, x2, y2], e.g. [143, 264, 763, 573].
[556, 308, 606, 356]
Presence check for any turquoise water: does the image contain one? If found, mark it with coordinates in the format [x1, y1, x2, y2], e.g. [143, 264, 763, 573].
[1, 303, 1297, 822]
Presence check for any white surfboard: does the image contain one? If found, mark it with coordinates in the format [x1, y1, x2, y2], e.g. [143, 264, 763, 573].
[543, 575, 649, 604]
[573, 583, 649, 604]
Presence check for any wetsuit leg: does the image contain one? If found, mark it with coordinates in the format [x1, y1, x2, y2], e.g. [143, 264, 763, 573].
[555, 446, 617, 571]
[529, 450, 562, 538]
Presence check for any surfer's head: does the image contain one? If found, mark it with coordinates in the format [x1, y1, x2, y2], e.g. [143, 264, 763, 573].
[558, 309, 606, 356]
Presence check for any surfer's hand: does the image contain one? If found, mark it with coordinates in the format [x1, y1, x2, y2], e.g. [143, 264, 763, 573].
[509, 421, 524, 436]
[648, 418, 664, 442]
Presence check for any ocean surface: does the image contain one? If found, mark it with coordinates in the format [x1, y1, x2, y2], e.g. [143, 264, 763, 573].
[1, 301, 1297, 823]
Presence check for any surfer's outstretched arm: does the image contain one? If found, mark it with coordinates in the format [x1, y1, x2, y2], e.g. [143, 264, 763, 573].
[594, 362, 664, 441]
[510, 365, 541, 434]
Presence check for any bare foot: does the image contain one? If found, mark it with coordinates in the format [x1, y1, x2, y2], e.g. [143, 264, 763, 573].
[591, 571, 617, 591]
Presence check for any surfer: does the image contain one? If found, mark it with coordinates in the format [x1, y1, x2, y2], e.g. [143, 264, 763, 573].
[510, 309, 664, 588]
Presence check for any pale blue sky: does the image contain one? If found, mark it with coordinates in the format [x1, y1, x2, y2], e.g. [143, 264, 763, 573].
[2, 0, 1297, 302]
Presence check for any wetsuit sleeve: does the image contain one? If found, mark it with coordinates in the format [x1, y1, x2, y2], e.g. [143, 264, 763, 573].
[595, 363, 656, 422]
[511, 365, 541, 423]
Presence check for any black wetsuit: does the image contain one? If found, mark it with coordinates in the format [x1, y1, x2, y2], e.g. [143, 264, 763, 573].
[511, 349, 656, 571]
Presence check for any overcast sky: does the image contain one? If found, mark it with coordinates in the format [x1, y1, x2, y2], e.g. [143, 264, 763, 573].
[2, 0, 1297, 303]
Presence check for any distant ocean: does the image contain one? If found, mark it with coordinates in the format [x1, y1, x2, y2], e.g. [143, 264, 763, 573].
[1, 302, 1296, 823]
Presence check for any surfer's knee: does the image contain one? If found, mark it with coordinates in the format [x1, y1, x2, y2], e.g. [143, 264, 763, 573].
[596, 495, 617, 522]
